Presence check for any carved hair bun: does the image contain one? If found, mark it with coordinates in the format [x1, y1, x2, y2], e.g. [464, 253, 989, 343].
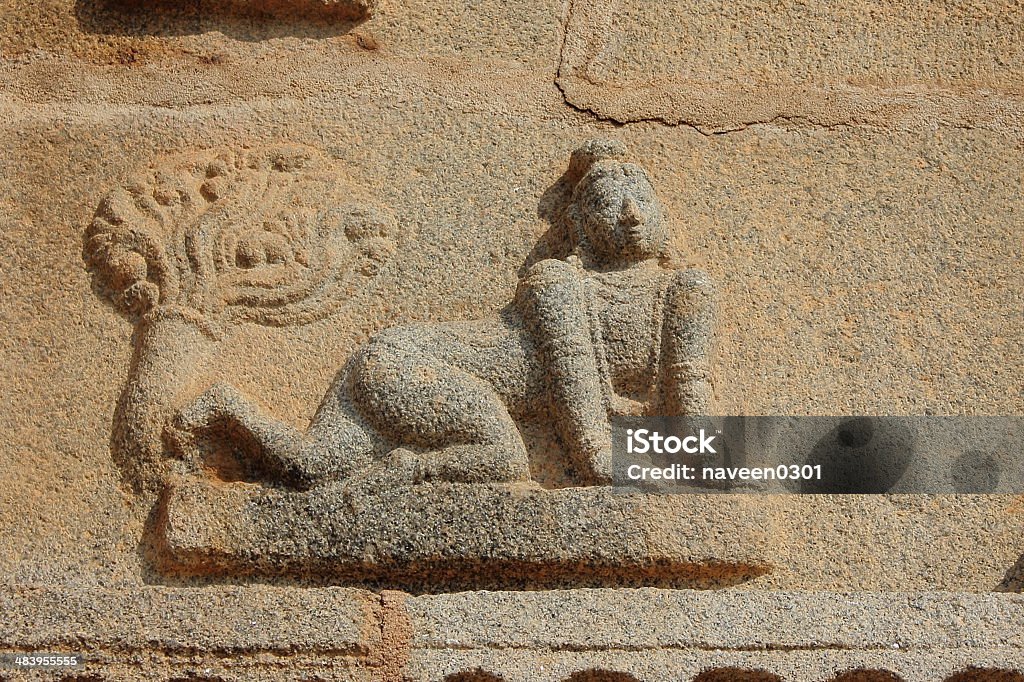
[567, 139, 627, 184]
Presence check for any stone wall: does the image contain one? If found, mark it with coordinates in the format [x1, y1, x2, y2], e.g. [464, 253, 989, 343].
[1, 0, 1022, 678]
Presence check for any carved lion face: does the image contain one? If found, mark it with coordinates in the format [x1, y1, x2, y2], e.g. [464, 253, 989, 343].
[574, 161, 668, 267]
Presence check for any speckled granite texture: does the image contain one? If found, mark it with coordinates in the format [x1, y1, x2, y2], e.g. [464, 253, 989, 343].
[1, 0, 1022, 678]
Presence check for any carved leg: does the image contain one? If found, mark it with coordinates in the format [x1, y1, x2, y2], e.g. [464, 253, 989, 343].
[349, 339, 531, 485]
[167, 382, 353, 489]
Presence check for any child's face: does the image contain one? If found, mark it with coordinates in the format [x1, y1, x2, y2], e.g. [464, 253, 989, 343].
[579, 165, 668, 265]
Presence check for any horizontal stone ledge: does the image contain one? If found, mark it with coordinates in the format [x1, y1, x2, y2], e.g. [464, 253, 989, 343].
[557, 76, 1024, 135]
[3, 587, 1021, 653]
[557, 0, 1024, 135]
[406, 588, 1024, 652]
[159, 479, 773, 591]
[1, 587, 1021, 682]
[0, 585, 379, 656]
[89, 0, 376, 21]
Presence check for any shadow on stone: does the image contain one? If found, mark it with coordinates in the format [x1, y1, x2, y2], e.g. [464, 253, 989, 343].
[74, 0, 370, 41]
[444, 672, 506, 682]
[833, 670, 905, 682]
[996, 553, 1024, 592]
[693, 668, 783, 682]
[565, 672, 642, 682]
[944, 669, 1024, 682]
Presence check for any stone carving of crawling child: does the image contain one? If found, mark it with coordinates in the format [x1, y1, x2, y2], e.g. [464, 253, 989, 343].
[168, 140, 715, 488]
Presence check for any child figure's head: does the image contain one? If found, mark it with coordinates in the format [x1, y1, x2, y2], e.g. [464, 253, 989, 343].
[566, 140, 670, 269]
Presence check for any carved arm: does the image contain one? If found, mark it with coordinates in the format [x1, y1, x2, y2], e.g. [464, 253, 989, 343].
[656, 269, 716, 416]
[518, 258, 612, 483]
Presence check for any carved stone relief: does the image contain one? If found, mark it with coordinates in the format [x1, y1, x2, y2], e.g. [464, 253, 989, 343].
[83, 140, 734, 587]
[163, 138, 716, 491]
[5, 0, 1024, 676]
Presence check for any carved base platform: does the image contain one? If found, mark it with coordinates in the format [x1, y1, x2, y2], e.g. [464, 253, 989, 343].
[2, 587, 1021, 681]
[158, 479, 773, 590]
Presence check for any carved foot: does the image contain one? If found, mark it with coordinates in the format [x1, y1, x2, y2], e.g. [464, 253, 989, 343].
[162, 383, 251, 480]
[165, 382, 316, 489]
[164, 383, 239, 456]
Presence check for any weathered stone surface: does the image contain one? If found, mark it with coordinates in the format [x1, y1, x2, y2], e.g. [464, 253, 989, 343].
[160, 480, 771, 589]
[0, 585, 379, 654]
[0, 586, 380, 680]
[3, 82, 1022, 590]
[559, 0, 1024, 132]
[405, 589, 1024, 651]
[1, 587, 1021, 680]
[403, 589, 1024, 681]
[580, 0, 1024, 90]
[1, 0, 1023, 678]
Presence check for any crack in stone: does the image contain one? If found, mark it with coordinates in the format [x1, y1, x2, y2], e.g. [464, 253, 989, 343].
[552, 0, 1024, 138]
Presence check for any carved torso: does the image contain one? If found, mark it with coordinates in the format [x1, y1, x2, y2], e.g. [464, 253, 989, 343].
[588, 267, 672, 410]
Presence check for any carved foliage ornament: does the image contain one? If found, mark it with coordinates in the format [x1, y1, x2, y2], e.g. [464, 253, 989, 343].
[84, 145, 399, 328]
